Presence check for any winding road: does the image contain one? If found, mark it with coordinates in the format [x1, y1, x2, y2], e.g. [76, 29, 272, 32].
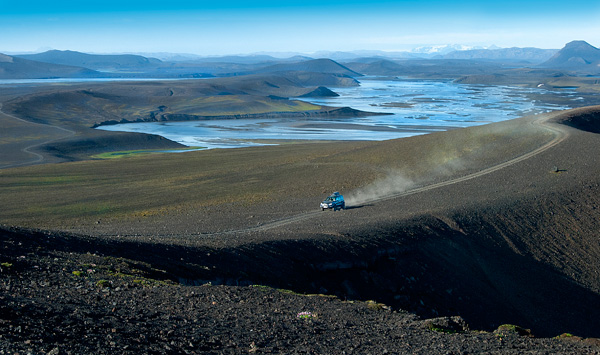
[0, 103, 76, 169]
[221, 111, 569, 234]
[1, 103, 569, 238]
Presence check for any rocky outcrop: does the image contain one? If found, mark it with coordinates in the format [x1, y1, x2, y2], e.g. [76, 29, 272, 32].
[298, 86, 339, 98]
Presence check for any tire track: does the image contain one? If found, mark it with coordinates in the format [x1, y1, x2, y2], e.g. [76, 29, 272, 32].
[0, 103, 76, 169]
[231, 112, 568, 234]
[358, 112, 568, 205]
[96, 111, 568, 239]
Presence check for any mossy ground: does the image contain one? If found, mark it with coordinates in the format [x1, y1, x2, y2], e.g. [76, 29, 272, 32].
[91, 147, 205, 159]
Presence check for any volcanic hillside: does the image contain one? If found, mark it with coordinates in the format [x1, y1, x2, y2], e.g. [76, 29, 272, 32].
[540, 40, 600, 71]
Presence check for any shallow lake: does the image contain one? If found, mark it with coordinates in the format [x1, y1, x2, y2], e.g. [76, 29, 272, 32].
[97, 78, 579, 149]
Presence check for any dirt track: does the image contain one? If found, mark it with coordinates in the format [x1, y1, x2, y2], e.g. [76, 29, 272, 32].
[0, 103, 76, 168]
[211, 109, 570, 235]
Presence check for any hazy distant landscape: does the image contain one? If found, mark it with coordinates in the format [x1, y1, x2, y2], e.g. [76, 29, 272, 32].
[2, 40, 600, 159]
[2, 3, 600, 350]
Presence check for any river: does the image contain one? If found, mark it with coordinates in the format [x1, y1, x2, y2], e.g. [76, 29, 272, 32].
[96, 78, 578, 149]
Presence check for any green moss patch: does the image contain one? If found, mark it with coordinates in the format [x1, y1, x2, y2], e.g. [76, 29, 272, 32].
[92, 147, 205, 159]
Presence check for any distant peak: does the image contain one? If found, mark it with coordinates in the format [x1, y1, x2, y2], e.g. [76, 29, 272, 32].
[539, 40, 600, 69]
[0, 53, 14, 63]
[564, 40, 597, 50]
[46, 49, 76, 53]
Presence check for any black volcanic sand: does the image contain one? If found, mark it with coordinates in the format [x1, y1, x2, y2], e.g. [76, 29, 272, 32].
[2, 97, 600, 352]
[2, 226, 599, 354]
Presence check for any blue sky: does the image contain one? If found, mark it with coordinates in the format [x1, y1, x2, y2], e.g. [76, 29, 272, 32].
[2, 0, 599, 55]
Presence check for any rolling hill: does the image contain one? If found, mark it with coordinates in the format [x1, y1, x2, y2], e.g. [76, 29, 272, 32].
[0, 53, 99, 79]
[343, 59, 406, 76]
[16, 50, 162, 71]
[251, 58, 363, 77]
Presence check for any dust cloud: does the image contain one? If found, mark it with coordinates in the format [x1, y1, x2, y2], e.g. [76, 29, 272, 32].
[344, 153, 469, 207]
[342, 115, 545, 208]
[345, 172, 415, 206]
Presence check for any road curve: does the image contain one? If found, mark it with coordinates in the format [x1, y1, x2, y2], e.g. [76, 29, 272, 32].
[0, 103, 76, 169]
[216, 111, 569, 235]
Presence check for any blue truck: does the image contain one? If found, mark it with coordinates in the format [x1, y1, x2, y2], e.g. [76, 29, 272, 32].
[320, 192, 345, 211]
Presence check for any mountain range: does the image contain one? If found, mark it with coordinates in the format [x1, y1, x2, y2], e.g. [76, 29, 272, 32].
[1, 41, 598, 79]
[250, 58, 362, 77]
[15, 50, 162, 71]
[0, 53, 99, 79]
[441, 47, 557, 64]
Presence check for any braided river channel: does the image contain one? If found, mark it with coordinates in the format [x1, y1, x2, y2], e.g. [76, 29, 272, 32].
[97, 78, 582, 149]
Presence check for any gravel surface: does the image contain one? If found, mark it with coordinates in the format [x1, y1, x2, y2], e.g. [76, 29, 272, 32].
[2, 226, 599, 354]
